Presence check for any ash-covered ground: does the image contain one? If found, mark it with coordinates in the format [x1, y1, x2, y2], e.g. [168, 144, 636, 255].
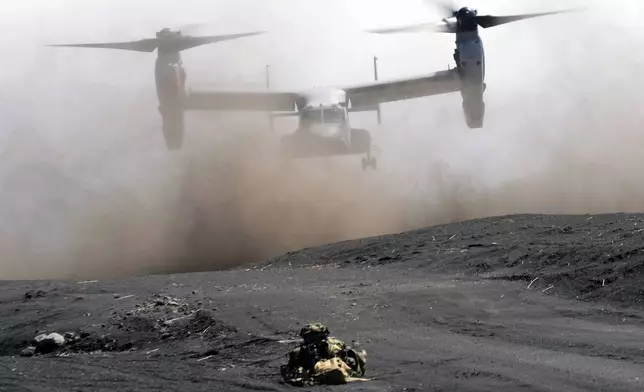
[1, 213, 643, 391]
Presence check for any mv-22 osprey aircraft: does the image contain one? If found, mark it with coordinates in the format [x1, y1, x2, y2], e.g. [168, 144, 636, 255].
[186, 59, 463, 170]
[367, 2, 579, 128]
[49, 26, 463, 170]
[49, 4, 575, 171]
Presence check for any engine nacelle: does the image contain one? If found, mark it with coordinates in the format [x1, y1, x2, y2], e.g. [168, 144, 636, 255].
[462, 97, 485, 129]
[460, 84, 485, 129]
[155, 60, 186, 149]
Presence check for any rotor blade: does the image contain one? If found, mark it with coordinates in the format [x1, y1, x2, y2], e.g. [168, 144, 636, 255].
[424, 0, 457, 18]
[172, 31, 265, 51]
[46, 38, 158, 52]
[366, 21, 455, 34]
[475, 8, 578, 29]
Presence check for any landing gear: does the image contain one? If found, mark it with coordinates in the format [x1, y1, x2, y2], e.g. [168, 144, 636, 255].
[361, 154, 377, 171]
[350, 128, 377, 171]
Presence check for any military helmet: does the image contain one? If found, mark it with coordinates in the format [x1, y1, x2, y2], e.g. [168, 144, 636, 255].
[300, 323, 329, 342]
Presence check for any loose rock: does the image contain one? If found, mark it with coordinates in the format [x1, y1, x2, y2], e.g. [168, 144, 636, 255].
[34, 333, 66, 354]
[64, 332, 79, 343]
[19, 346, 36, 357]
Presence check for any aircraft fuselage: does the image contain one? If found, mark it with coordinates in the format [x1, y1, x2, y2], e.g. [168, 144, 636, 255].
[282, 103, 353, 157]
[279, 89, 376, 169]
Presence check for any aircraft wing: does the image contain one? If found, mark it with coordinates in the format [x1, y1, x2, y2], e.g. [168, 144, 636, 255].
[184, 90, 302, 112]
[343, 68, 461, 108]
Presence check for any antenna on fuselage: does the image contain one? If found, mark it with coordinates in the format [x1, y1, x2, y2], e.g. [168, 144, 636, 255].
[373, 56, 382, 125]
[265, 64, 275, 132]
[373, 56, 379, 81]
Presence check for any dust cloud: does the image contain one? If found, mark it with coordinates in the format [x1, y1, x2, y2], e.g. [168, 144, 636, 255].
[1, 0, 644, 280]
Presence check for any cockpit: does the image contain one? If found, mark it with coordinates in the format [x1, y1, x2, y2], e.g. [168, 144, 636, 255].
[299, 106, 347, 138]
[301, 106, 346, 126]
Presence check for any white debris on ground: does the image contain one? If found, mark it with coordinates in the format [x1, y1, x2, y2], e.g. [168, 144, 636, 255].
[32, 332, 66, 354]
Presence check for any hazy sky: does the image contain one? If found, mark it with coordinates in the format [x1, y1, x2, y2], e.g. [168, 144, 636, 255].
[2, 0, 644, 279]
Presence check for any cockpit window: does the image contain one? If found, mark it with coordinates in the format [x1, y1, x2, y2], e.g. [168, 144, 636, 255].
[323, 107, 345, 123]
[301, 109, 322, 125]
[301, 107, 345, 126]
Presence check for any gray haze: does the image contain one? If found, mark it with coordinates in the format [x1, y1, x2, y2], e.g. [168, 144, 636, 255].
[1, 0, 642, 280]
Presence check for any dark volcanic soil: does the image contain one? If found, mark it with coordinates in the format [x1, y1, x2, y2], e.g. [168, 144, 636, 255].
[260, 213, 644, 310]
[1, 213, 644, 391]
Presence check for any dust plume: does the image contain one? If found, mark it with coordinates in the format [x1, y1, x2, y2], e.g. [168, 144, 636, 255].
[0, 114, 419, 280]
[155, 117, 418, 276]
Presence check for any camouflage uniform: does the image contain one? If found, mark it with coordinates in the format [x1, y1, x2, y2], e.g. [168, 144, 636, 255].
[281, 323, 367, 386]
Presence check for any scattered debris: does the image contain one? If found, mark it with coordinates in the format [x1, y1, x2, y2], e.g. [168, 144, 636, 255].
[80, 297, 233, 354]
[542, 285, 555, 293]
[24, 290, 46, 300]
[19, 346, 36, 357]
[163, 313, 196, 327]
[64, 332, 79, 343]
[527, 277, 539, 289]
[606, 288, 625, 297]
[278, 339, 302, 344]
[13, 293, 237, 358]
[197, 355, 214, 362]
